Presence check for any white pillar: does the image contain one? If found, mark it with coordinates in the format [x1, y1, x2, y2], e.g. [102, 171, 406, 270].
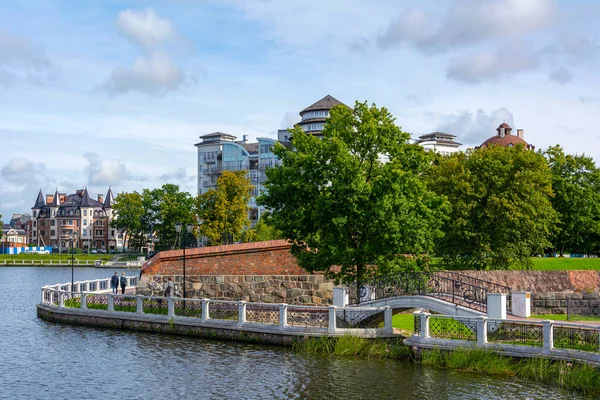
[542, 320, 553, 354]
[476, 316, 487, 346]
[201, 299, 209, 322]
[487, 293, 507, 319]
[108, 294, 114, 312]
[81, 294, 88, 310]
[512, 292, 531, 318]
[328, 306, 337, 333]
[332, 287, 349, 307]
[419, 312, 430, 339]
[384, 306, 393, 334]
[59, 291, 65, 308]
[238, 301, 247, 324]
[136, 296, 143, 314]
[167, 297, 174, 317]
[279, 304, 288, 329]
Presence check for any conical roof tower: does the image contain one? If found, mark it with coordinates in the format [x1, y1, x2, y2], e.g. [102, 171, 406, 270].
[32, 189, 45, 209]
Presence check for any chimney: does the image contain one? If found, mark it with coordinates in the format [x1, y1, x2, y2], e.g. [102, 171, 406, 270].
[500, 127, 505, 138]
[242, 135, 248, 143]
[46, 195, 53, 205]
[98, 194, 104, 203]
[517, 129, 524, 139]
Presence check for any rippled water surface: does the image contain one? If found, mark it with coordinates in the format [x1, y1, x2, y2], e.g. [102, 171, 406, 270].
[0, 267, 589, 399]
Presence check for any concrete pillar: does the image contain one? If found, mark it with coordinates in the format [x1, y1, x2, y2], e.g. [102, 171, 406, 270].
[59, 291, 65, 308]
[328, 306, 337, 333]
[476, 316, 487, 346]
[167, 297, 174, 317]
[81, 294, 88, 310]
[384, 306, 393, 334]
[238, 301, 247, 324]
[542, 320, 553, 354]
[279, 303, 288, 329]
[49, 290, 54, 306]
[108, 294, 114, 312]
[333, 287, 349, 307]
[419, 312, 430, 339]
[202, 299, 209, 322]
[136, 296, 143, 314]
[487, 293, 506, 320]
[512, 292, 531, 318]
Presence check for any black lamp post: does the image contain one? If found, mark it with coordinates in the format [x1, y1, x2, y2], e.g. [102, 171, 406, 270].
[175, 222, 194, 299]
[69, 233, 75, 292]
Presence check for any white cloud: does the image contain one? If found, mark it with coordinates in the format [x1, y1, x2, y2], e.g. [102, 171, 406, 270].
[0, 30, 55, 85]
[105, 51, 185, 94]
[431, 107, 516, 146]
[1, 157, 45, 183]
[83, 153, 128, 186]
[116, 8, 176, 51]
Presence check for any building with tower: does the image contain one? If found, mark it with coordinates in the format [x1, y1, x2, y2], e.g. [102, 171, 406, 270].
[476, 123, 534, 150]
[415, 132, 462, 155]
[31, 187, 123, 252]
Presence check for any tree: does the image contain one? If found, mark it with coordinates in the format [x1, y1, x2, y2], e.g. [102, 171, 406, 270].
[111, 192, 144, 251]
[427, 145, 558, 270]
[543, 145, 600, 256]
[142, 184, 195, 251]
[195, 170, 253, 245]
[252, 214, 285, 242]
[258, 101, 447, 286]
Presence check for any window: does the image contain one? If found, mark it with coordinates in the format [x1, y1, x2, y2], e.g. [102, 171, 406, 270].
[50, 230, 55, 236]
[33, 231, 36, 237]
[83, 230, 87, 237]
[69, 219, 73, 225]
[83, 220, 87, 226]
[83, 210, 87, 216]
[33, 221, 36, 227]
[50, 220, 55, 226]
[33, 211, 37, 218]
[111, 230, 115, 237]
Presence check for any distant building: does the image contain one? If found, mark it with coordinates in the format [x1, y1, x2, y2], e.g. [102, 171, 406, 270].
[476, 123, 534, 150]
[31, 188, 123, 251]
[1, 224, 28, 248]
[416, 132, 462, 156]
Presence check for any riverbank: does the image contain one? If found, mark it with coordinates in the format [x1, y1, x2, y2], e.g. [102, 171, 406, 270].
[293, 335, 600, 396]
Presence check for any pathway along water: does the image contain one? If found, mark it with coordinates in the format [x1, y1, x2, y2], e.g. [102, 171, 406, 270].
[0, 266, 587, 399]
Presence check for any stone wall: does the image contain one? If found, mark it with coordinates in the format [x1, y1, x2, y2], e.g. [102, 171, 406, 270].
[530, 292, 600, 315]
[138, 274, 333, 306]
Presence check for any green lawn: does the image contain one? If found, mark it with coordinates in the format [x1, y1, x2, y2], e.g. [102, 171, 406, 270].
[0, 254, 111, 262]
[530, 257, 600, 270]
[532, 314, 600, 322]
[392, 313, 415, 333]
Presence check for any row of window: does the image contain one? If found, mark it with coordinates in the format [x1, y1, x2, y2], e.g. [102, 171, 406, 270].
[302, 110, 329, 120]
[201, 151, 218, 161]
[302, 123, 325, 132]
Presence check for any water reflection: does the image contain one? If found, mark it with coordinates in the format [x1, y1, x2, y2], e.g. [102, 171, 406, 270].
[0, 267, 588, 399]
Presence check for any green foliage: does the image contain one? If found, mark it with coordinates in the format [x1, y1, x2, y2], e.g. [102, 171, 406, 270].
[111, 191, 145, 251]
[292, 335, 411, 359]
[427, 145, 558, 270]
[531, 257, 600, 270]
[243, 214, 285, 243]
[543, 145, 600, 256]
[259, 101, 447, 284]
[195, 170, 253, 245]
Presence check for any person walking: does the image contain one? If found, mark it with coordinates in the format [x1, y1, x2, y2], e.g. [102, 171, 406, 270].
[110, 272, 119, 294]
[163, 277, 174, 297]
[120, 272, 127, 295]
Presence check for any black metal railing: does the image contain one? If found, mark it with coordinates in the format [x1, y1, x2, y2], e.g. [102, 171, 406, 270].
[566, 298, 600, 320]
[348, 271, 512, 313]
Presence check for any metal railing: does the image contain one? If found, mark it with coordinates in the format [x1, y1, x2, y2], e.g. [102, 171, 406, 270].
[41, 276, 138, 295]
[411, 312, 600, 364]
[39, 287, 395, 335]
[349, 271, 512, 313]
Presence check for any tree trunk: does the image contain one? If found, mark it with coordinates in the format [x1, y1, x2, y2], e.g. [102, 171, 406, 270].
[356, 264, 365, 304]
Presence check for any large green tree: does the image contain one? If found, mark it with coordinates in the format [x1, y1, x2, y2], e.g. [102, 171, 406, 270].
[543, 145, 600, 256]
[195, 170, 253, 245]
[111, 192, 144, 251]
[427, 145, 558, 269]
[259, 101, 447, 285]
[142, 184, 195, 251]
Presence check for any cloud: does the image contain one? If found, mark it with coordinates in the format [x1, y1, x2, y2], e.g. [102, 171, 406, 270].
[0, 30, 55, 86]
[549, 67, 573, 85]
[446, 43, 540, 83]
[279, 111, 298, 129]
[375, 0, 556, 53]
[83, 152, 128, 185]
[430, 107, 515, 146]
[104, 51, 185, 94]
[1, 157, 45, 184]
[116, 8, 177, 51]
[158, 167, 194, 183]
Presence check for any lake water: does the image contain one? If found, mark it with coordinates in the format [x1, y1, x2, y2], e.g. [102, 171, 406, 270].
[0, 266, 588, 399]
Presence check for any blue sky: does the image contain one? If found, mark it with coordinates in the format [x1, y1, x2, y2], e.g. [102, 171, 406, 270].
[1, 0, 600, 220]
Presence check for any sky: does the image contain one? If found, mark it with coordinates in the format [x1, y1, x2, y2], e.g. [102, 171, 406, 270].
[1, 0, 600, 220]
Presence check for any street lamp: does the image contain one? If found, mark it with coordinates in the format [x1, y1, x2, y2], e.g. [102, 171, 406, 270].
[69, 233, 75, 292]
[175, 222, 194, 299]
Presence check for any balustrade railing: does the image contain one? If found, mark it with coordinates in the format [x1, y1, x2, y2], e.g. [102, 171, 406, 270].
[39, 286, 395, 334]
[412, 312, 600, 364]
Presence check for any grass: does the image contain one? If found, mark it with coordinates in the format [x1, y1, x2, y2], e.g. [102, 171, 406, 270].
[531, 257, 600, 270]
[533, 314, 600, 322]
[392, 313, 415, 333]
[0, 254, 111, 262]
[293, 334, 411, 360]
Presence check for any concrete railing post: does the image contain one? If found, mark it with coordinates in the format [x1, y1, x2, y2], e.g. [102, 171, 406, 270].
[81, 293, 88, 310]
[419, 312, 430, 339]
[542, 320, 553, 354]
[59, 291, 65, 308]
[238, 301, 247, 324]
[279, 303, 288, 329]
[476, 316, 487, 346]
[333, 287, 349, 307]
[328, 306, 337, 333]
[136, 296, 143, 314]
[167, 297, 175, 317]
[202, 299, 209, 322]
[49, 290, 54, 306]
[487, 293, 507, 320]
[108, 294, 114, 312]
[384, 306, 393, 334]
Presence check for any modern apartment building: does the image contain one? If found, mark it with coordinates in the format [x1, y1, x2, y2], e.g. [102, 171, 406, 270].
[31, 187, 123, 251]
[415, 132, 462, 156]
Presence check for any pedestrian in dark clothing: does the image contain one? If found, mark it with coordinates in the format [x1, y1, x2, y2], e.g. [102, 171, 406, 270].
[164, 277, 174, 297]
[120, 272, 127, 295]
[110, 272, 119, 294]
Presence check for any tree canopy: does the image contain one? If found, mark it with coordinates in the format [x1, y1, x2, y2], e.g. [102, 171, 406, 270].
[543, 145, 600, 256]
[110, 191, 144, 251]
[427, 144, 558, 269]
[259, 101, 447, 284]
[195, 170, 253, 245]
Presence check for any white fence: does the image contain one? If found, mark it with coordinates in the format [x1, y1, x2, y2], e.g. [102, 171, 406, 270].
[41, 276, 139, 295]
[408, 311, 600, 365]
[39, 285, 395, 336]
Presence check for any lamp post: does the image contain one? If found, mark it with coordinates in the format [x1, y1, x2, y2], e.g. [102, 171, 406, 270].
[175, 222, 194, 299]
[69, 233, 75, 292]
